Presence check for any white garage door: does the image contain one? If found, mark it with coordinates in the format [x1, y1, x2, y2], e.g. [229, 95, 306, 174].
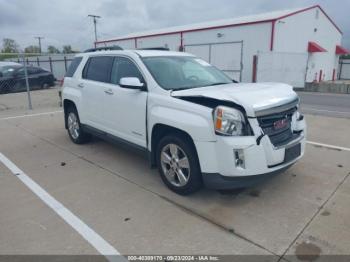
[257, 51, 308, 88]
[184, 41, 243, 81]
[339, 60, 350, 80]
[184, 45, 210, 62]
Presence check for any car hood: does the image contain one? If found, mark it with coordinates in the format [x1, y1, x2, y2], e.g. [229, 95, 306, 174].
[171, 82, 299, 117]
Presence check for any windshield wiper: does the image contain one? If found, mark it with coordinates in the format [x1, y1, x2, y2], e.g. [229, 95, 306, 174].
[171, 86, 200, 91]
[209, 82, 230, 86]
[171, 83, 229, 91]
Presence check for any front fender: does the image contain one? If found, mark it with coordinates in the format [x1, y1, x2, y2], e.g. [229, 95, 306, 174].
[149, 105, 216, 142]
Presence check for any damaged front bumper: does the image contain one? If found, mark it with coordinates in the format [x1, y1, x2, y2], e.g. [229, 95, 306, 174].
[194, 111, 306, 189]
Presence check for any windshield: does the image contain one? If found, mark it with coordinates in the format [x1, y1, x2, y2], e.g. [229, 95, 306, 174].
[142, 56, 233, 90]
[0, 66, 19, 77]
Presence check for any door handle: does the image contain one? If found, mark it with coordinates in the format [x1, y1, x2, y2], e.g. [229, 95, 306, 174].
[104, 89, 114, 95]
[77, 83, 84, 88]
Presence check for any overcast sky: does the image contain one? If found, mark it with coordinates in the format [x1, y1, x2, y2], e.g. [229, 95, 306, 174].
[0, 0, 349, 52]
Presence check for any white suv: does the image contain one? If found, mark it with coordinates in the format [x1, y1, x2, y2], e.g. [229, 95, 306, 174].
[62, 48, 306, 195]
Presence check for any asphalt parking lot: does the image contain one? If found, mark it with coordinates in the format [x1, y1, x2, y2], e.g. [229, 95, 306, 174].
[0, 88, 350, 261]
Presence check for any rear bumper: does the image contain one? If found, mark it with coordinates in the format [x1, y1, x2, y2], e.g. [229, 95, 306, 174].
[202, 163, 294, 190]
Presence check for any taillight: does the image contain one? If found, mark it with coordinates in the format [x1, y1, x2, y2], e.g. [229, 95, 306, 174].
[59, 78, 64, 87]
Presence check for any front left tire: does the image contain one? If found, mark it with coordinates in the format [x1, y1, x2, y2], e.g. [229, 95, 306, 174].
[156, 134, 203, 195]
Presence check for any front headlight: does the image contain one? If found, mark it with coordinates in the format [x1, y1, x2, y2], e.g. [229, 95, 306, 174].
[213, 106, 246, 136]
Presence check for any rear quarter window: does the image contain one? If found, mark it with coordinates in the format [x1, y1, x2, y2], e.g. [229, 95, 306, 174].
[65, 57, 83, 77]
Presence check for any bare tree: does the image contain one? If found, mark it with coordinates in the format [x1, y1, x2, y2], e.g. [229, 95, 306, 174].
[1, 38, 19, 53]
[47, 45, 60, 54]
[62, 45, 73, 54]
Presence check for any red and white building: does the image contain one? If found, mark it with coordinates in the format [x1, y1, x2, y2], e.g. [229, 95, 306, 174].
[96, 5, 349, 87]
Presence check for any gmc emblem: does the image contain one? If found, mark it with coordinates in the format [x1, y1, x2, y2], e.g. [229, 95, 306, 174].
[273, 118, 288, 130]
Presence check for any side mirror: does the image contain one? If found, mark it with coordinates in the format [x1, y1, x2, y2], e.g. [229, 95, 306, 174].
[119, 77, 145, 90]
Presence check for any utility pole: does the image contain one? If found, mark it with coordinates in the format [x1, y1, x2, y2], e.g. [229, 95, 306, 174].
[88, 14, 101, 47]
[34, 36, 44, 53]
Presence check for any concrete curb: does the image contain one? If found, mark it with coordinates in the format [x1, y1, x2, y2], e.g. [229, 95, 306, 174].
[295, 82, 350, 94]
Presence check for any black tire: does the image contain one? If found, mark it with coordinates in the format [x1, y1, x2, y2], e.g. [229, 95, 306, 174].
[65, 106, 91, 144]
[156, 134, 202, 195]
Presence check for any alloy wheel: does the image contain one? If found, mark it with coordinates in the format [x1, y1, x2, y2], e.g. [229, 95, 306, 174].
[67, 112, 80, 140]
[160, 143, 190, 187]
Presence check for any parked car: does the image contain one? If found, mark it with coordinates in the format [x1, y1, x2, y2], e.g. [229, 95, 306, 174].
[62, 49, 306, 195]
[0, 61, 21, 69]
[0, 65, 55, 94]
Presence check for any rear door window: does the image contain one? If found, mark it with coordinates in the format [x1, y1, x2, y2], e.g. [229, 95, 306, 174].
[83, 56, 114, 83]
[27, 67, 40, 75]
[66, 57, 82, 77]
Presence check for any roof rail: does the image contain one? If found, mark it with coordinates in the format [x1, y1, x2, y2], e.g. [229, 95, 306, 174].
[138, 47, 170, 51]
[84, 45, 123, 53]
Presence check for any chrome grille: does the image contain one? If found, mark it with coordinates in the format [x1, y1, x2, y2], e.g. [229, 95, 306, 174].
[257, 107, 297, 147]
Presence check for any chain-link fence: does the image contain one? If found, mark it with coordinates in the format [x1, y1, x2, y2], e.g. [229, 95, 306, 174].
[0, 53, 74, 105]
[1, 55, 31, 108]
[6, 54, 75, 80]
[0, 53, 74, 109]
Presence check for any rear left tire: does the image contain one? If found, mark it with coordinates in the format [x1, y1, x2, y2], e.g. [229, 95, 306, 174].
[66, 106, 91, 144]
